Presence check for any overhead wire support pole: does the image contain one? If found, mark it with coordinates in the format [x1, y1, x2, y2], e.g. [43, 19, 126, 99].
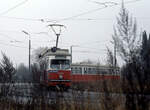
[114, 42, 117, 75]
[70, 45, 79, 64]
[28, 33, 31, 73]
[70, 46, 72, 64]
[22, 30, 31, 72]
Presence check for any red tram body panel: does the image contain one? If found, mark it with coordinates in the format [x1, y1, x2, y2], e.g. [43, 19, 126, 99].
[71, 63, 120, 83]
[47, 70, 71, 87]
[41, 70, 71, 87]
[38, 48, 120, 89]
[71, 74, 120, 82]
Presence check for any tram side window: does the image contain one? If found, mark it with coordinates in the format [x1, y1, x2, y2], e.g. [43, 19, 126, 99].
[88, 68, 92, 74]
[71, 67, 75, 74]
[84, 67, 87, 74]
[96, 68, 100, 74]
[72, 67, 77, 74]
[100, 69, 107, 75]
[92, 68, 96, 74]
[109, 69, 114, 75]
[116, 69, 120, 75]
[74, 67, 78, 74]
[79, 67, 82, 74]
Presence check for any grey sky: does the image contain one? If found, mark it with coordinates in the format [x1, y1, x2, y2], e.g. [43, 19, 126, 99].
[0, 0, 149, 66]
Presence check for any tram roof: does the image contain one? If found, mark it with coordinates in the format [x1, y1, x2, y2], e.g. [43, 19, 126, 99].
[40, 48, 71, 58]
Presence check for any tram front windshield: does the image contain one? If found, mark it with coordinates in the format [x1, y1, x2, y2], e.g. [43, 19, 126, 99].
[50, 59, 70, 70]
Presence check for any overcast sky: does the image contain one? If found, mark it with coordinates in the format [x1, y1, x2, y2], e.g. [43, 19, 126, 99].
[0, 0, 149, 66]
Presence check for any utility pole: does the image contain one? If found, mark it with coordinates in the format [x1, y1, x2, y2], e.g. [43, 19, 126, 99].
[70, 46, 72, 64]
[29, 39, 31, 72]
[114, 42, 117, 74]
[70, 45, 78, 64]
[22, 30, 31, 72]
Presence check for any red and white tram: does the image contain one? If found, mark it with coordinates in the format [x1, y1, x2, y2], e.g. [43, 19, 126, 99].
[39, 47, 71, 88]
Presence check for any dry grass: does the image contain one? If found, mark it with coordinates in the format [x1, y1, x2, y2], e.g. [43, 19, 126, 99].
[71, 79, 122, 93]
[0, 80, 149, 110]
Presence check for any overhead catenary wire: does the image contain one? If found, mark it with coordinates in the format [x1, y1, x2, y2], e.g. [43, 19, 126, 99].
[78, 40, 110, 46]
[0, 16, 55, 22]
[0, 0, 143, 47]
[0, 0, 142, 23]
[47, 6, 109, 23]
[89, 1, 118, 7]
[57, 17, 150, 21]
[1, 16, 150, 22]
[46, 0, 142, 23]
[0, 30, 57, 47]
[0, 39, 107, 54]
[0, 32, 19, 41]
[0, 0, 28, 16]
[0, 29, 56, 42]
[0, 40, 34, 49]
[74, 46, 107, 51]
[59, 43, 107, 52]
[46, 1, 118, 22]
[73, 50, 107, 54]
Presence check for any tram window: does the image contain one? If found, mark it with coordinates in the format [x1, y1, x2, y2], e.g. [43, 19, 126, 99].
[51, 59, 70, 70]
[101, 70, 107, 75]
[92, 68, 96, 74]
[88, 68, 91, 74]
[79, 67, 82, 74]
[97, 68, 100, 74]
[73, 67, 76, 74]
[75, 67, 78, 73]
[71, 67, 75, 74]
[84, 68, 87, 74]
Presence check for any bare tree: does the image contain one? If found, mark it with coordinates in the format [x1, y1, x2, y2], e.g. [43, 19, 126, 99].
[106, 47, 114, 67]
[0, 52, 16, 83]
[112, 1, 150, 110]
[121, 31, 150, 110]
[16, 63, 31, 82]
[112, 1, 140, 63]
[0, 52, 16, 99]
[31, 47, 48, 63]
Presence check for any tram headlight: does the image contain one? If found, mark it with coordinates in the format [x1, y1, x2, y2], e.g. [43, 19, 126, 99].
[59, 74, 63, 79]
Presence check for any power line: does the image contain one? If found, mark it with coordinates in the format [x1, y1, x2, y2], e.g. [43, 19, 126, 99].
[0, 33, 18, 41]
[0, 0, 28, 16]
[47, 6, 108, 23]
[59, 43, 107, 51]
[0, 31, 56, 47]
[73, 50, 107, 54]
[62, 18, 114, 21]
[76, 46, 107, 51]
[90, 1, 118, 7]
[79, 40, 110, 46]
[0, 29, 56, 42]
[124, 0, 142, 4]
[46, 0, 142, 23]
[55, 40, 109, 51]
[58, 17, 150, 21]
[1, 16, 150, 22]
[0, 16, 51, 22]
[0, 41, 32, 49]
[0, 0, 142, 23]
